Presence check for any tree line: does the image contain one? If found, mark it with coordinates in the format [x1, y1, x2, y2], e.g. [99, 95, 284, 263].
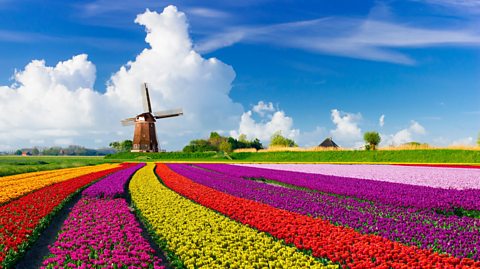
[14, 145, 115, 156]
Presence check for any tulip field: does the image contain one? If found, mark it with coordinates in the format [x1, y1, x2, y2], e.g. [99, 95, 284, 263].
[1, 162, 480, 268]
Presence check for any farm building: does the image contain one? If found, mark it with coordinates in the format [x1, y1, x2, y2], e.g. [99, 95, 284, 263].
[21, 151, 32, 156]
[318, 137, 339, 148]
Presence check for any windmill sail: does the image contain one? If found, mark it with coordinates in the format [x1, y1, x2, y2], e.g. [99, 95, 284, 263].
[153, 108, 183, 119]
[121, 117, 136, 126]
[141, 83, 152, 113]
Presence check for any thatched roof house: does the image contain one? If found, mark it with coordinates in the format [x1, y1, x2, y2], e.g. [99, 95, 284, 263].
[318, 137, 339, 148]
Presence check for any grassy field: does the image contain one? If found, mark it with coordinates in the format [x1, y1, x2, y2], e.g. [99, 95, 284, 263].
[2, 149, 478, 177]
[0, 156, 118, 177]
[105, 149, 480, 164]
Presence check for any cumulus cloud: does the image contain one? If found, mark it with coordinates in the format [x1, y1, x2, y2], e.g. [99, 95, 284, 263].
[379, 114, 385, 127]
[230, 101, 299, 144]
[252, 101, 275, 117]
[0, 5, 243, 151]
[330, 109, 362, 147]
[383, 120, 426, 146]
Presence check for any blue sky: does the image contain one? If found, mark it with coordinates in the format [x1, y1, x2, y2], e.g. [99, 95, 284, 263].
[0, 0, 479, 150]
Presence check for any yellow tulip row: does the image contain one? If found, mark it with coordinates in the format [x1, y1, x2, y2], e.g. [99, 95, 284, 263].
[129, 164, 336, 269]
[0, 165, 99, 186]
[0, 163, 120, 204]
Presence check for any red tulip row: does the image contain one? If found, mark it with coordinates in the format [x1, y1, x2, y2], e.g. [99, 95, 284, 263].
[155, 163, 480, 269]
[0, 163, 131, 268]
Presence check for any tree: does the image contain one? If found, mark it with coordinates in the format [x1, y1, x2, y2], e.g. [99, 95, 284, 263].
[121, 140, 133, 152]
[208, 132, 224, 147]
[109, 141, 121, 151]
[15, 149, 22, 155]
[238, 134, 248, 143]
[269, 131, 297, 147]
[364, 131, 381, 150]
[109, 140, 133, 152]
[32, 147, 40, 155]
[218, 140, 232, 153]
[250, 138, 264, 150]
[182, 139, 216, 153]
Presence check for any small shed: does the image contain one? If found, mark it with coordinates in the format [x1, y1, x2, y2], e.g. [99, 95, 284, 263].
[318, 137, 339, 148]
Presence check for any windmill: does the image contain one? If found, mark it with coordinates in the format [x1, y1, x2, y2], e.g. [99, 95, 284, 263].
[121, 83, 183, 152]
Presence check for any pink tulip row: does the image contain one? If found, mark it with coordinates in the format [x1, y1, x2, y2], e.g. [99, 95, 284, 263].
[236, 163, 480, 190]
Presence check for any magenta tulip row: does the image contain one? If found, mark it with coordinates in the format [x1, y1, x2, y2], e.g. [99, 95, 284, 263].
[82, 163, 145, 198]
[42, 164, 163, 269]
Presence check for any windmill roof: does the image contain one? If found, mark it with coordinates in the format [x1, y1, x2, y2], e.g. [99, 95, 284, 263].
[319, 137, 339, 148]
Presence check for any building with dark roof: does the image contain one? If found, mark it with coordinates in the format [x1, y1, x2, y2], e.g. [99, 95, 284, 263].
[318, 137, 339, 148]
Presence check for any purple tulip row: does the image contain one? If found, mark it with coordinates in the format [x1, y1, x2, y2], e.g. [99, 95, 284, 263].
[83, 163, 145, 198]
[42, 163, 164, 269]
[237, 163, 480, 190]
[195, 163, 480, 211]
[168, 163, 480, 260]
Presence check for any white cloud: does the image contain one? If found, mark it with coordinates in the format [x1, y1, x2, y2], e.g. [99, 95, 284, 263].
[195, 9, 480, 64]
[187, 7, 230, 18]
[252, 101, 275, 116]
[230, 101, 299, 144]
[379, 114, 385, 127]
[0, 6, 243, 151]
[383, 120, 426, 146]
[330, 109, 362, 147]
[296, 126, 326, 147]
[423, 0, 480, 13]
[450, 136, 475, 146]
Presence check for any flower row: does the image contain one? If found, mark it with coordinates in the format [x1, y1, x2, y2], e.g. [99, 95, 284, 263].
[42, 196, 163, 269]
[198, 164, 480, 211]
[0, 164, 129, 268]
[0, 163, 120, 204]
[82, 163, 144, 198]
[169, 163, 480, 260]
[159, 164, 480, 268]
[129, 164, 333, 269]
[237, 163, 480, 190]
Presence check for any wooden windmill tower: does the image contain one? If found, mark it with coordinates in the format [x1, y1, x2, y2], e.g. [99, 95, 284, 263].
[121, 83, 183, 152]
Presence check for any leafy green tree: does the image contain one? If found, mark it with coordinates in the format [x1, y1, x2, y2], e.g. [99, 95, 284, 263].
[121, 140, 133, 152]
[109, 141, 121, 151]
[182, 139, 216, 153]
[238, 134, 248, 143]
[15, 149, 22, 155]
[109, 140, 133, 152]
[364, 131, 381, 150]
[218, 140, 232, 153]
[208, 132, 224, 147]
[269, 131, 297, 147]
[250, 138, 264, 150]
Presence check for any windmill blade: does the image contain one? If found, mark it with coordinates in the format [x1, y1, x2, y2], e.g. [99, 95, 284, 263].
[121, 117, 136, 126]
[153, 108, 183, 119]
[141, 82, 152, 113]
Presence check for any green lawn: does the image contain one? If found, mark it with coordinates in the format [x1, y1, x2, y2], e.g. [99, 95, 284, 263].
[105, 149, 480, 164]
[0, 156, 118, 177]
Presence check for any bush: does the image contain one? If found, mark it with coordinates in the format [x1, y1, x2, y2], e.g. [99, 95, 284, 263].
[269, 131, 297, 148]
